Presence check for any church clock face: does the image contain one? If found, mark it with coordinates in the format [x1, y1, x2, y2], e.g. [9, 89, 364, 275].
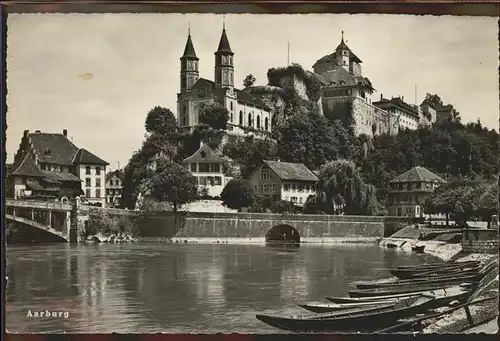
[198, 88, 205, 97]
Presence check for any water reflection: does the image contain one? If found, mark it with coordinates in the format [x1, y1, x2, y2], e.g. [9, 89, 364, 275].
[6, 243, 442, 333]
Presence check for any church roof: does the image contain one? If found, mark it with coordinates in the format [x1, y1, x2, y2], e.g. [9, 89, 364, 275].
[215, 28, 233, 55]
[390, 166, 446, 184]
[194, 78, 270, 111]
[181, 34, 199, 60]
[321, 67, 374, 91]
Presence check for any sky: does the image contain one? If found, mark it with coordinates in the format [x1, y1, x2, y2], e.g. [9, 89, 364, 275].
[6, 13, 499, 170]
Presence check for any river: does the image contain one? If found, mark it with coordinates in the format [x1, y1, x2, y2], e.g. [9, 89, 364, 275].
[6, 243, 442, 333]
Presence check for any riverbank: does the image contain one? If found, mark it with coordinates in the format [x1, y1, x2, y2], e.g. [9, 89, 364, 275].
[379, 234, 499, 334]
[138, 236, 382, 244]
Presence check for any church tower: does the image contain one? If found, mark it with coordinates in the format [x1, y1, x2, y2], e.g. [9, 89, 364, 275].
[180, 28, 199, 93]
[335, 31, 350, 71]
[214, 23, 234, 91]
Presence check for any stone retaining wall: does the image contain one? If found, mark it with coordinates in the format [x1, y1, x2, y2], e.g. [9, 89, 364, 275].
[461, 228, 499, 254]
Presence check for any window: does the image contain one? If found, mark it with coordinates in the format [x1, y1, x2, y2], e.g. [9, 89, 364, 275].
[292, 184, 297, 191]
[284, 183, 290, 191]
[85, 166, 91, 175]
[86, 189, 91, 198]
[230, 113, 233, 123]
[271, 183, 276, 192]
[397, 208, 402, 216]
[191, 163, 197, 172]
[199, 163, 210, 172]
[261, 170, 270, 180]
[85, 178, 91, 187]
[263, 184, 269, 193]
[230, 102, 233, 111]
[96, 167, 101, 175]
[291, 197, 297, 203]
[239, 111, 243, 125]
[96, 189, 101, 198]
[299, 197, 303, 204]
[297, 183, 303, 192]
[265, 117, 269, 131]
[115, 179, 120, 186]
[199, 176, 207, 186]
[210, 163, 220, 173]
[96, 178, 101, 187]
[248, 113, 252, 127]
[214, 177, 222, 186]
[207, 177, 214, 186]
[254, 185, 258, 191]
[194, 177, 199, 184]
[256, 116, 261, 129]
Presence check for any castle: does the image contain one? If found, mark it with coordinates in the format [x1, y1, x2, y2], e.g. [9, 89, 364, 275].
[176, 27, 432, 138]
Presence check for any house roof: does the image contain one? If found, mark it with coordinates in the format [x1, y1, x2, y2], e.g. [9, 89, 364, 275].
[41, 170, 82, 183]
[320, 67, 374, 91]
[26, 180, 45, 191]
[335, 37, 362, 63]
[72, 148, 109, 165]
[193, 78, 270, 111]
[181, 34, 198, 60]
[29, 132, 80, 165]
[263, 160, 318, 182]
[215, 28, 233, 55]
[11, 154, 46, 177]
[373, 97, 419, 118]
[106, 169, 125, 182]
[182, 144, 225, 164]
[390, 166, 446, 184]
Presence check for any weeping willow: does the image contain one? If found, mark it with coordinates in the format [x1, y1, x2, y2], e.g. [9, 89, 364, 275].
[307, 159, 379, 215]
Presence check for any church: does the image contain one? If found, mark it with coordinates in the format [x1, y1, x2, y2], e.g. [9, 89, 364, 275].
[176, 25, 274, 136]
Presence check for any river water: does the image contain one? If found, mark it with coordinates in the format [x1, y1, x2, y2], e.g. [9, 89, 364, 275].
[6, 243, 441, 333]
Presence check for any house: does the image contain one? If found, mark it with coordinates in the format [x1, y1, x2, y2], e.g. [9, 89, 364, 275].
[373, 95, 420, 131]
[106, 169, 124, 207]
[247, 160, 318, 206]
[182, 144, 228, 198]
[9, 129, 109, 206]
[387, 166, 446, 218]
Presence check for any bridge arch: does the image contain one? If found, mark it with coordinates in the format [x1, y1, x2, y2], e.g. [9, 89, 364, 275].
[5, 214, 68, 242]
[265, 224, 300, 244]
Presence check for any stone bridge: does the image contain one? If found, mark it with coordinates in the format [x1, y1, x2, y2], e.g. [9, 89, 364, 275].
[5, 199, 410, 243]
[5, 199, 77, 243]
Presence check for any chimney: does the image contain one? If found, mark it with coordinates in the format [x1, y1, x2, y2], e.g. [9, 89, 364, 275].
[23, 130, 29, 138]
[380, 94, 383, 101]
[35, 130, 41, 133]
[402, 96, 404, 102]
[63, 129, 67, 137]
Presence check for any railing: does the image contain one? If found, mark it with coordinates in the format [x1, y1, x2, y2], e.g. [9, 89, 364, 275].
[5, 198, 72, 211]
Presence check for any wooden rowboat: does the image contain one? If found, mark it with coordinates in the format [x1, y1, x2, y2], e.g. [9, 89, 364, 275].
[411, 245, 425, 253]
[256, 296, 434, 332]
[297, 300, 398, 313]
[324, 292, 426, 304]
[349, 283, 474, 298]
[395, 260, 480, 271]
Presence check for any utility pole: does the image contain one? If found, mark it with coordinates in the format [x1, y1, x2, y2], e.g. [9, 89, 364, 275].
[287, 40, 290, 66]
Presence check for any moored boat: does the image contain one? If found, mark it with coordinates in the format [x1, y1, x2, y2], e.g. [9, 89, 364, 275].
[412, 245, 425, 253]
[256, 295, 434, 332]
[349, 283, 474, 298]
[324, 291, 426, 304]
[297, 299, 398, 313]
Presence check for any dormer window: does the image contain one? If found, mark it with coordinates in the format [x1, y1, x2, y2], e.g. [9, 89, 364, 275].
[200, 151, 206, 159]
[44, 148, 52, 156]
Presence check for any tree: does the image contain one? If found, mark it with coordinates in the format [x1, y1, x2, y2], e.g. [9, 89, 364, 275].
[314, 159, 379, 215]
[222, 135, 277, 178]
[145, 106, 179, 138]
[220, 179, 256, 211]
[198, 103, 229, 130]
[243, 74, 256, 88]
[276, 111, 342, 170]
[147, 159, 198, 212]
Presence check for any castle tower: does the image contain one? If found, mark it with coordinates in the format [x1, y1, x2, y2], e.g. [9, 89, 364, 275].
[214, 22, 234, 91]
[335, 31, 350, 71]
[180, 28, 199, 92]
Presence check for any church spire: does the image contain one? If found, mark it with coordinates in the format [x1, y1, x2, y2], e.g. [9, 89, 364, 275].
[215, 20, 233, 55]
[181, 33, 198, 60]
